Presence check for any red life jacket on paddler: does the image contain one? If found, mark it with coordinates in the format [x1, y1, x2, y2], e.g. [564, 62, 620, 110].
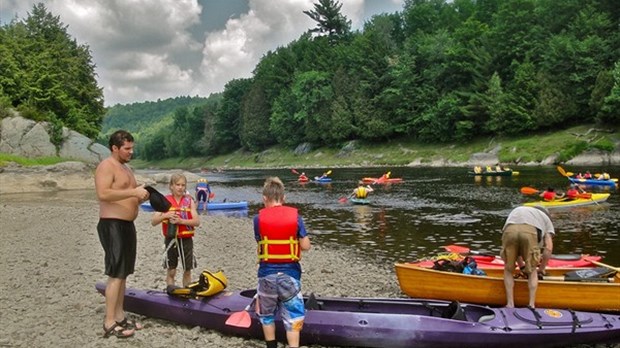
[162, 194, 195, 238]
[566, 188, 579, 200]
[542, 191, 555, 201]
[257, 206, 300, 263]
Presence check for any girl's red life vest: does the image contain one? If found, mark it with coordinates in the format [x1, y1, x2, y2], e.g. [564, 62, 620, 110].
[257, 206, 300, 263]
[162, 194, 195, 238]
[542, 191, 555, 201]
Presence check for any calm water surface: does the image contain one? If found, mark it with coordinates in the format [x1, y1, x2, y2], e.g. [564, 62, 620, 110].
[10, 165, 620, 266]
[183, 165, 620, 266]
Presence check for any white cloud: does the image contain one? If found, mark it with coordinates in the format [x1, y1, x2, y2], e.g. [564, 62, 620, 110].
[0, 0, 403, 106]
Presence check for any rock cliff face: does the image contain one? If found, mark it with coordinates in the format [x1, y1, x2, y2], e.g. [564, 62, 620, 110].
[0, 115, 109, 164]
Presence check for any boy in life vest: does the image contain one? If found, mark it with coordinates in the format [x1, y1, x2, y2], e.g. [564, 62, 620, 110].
[253, 177, 311, 348]
[151, 173, 200, 287]
[195, 178, 212, 205]
[351, 181, 373, 199]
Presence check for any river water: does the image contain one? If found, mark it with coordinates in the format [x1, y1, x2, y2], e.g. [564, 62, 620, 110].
[186, 165, 620, 266]
[11, 165, 619, 266]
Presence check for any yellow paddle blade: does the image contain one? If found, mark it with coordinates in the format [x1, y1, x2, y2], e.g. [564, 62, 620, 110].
[566, 171, 574, 176]
[326, 170, 332, 175]
[512, 171, 520, 176]
[556, 165, 568, 177]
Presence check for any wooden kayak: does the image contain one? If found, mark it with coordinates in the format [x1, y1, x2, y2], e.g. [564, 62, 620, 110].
[523, 193, 610, 208]
[95, 282, 620, 347]
[411, 254, 603, 277]
[394, 263, 620, 312]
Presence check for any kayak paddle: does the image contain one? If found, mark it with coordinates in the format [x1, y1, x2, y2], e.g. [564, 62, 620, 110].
[441, 245, 495, 257]
[225, 294, 257, 328]
[583, 257, 620, 272]
[520, 187, 540, 195]
[291, 168, 299, 175]
[556, 165, 573, 177]
[338, 196, 348, 203]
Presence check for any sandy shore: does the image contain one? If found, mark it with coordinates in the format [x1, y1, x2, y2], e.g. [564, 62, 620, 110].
[0, 192, 400, 348]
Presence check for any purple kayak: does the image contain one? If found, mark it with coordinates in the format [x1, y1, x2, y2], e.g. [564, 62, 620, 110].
[95, 283, 620, 347]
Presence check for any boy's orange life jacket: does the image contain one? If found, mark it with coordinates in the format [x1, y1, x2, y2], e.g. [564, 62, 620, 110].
[162, 194, 195, 238]
[257, 206, 300, 263]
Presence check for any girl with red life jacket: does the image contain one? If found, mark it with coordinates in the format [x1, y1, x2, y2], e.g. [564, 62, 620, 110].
[151, 173, 200, 287]
[253, 177, 311, 348]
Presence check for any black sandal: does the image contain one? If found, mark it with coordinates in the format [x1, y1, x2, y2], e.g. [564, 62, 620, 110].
[116, 317, 143, 331]
[103, 322, 134, 338]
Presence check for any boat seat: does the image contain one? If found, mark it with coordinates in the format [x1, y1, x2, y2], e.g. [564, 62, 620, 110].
[442, 301, 467, 321]
[305, 293, 322, 310]
[477, 314, 496, 323]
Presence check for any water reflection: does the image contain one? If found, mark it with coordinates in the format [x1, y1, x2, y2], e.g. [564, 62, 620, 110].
[4, 165, 618, 266]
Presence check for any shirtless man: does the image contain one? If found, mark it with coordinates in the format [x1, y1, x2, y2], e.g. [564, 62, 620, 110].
[95, 130, 149, 338]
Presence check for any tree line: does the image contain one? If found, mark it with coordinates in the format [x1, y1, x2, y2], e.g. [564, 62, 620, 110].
[1, 1, 619, 161]
[0, 3, 104, 144]
[138, 0, 619, 160]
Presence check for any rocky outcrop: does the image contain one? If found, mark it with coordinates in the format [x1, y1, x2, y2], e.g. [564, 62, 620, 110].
[0, 161, 200, 194]
[0, 116, 109, 164]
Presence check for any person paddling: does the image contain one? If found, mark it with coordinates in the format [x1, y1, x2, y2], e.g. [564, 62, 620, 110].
[540, 187, 564, 201]
[350, 181, 374, 199]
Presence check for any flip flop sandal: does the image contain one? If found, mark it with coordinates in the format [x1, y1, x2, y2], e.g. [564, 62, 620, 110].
[103, 322, 134, 338]
[116, 317, 143, 331]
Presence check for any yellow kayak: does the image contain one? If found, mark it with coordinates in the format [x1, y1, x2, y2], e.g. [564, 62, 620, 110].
[523, 193, 610, 208]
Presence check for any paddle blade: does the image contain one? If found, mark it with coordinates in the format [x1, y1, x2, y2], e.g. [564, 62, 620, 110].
[291, 169, 299, 175]
[209, 192, 215, 199]
[338, 197, 348, 203]
[225, 310, 251, 328]
[520, 187, 540, 195]
[326, 170, 332, 175]
[556, 165, 568, 177]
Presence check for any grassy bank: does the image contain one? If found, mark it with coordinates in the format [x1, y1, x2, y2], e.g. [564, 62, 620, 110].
[131, 125, 618, 170]
[0, 153, 68, 167]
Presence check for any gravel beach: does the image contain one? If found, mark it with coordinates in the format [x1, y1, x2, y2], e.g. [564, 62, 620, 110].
[0, 191, 400, 348]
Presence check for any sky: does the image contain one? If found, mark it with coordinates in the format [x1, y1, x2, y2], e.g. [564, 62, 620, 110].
[1, 0, 404, 106]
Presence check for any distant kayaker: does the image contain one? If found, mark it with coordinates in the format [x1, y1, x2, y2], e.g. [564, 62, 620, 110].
[151, 173, 200, 288]
[95, 130, 148, 338]
[501, 206, 555, 308]
[565, 184, 586, 200]
[539, 187, 564, 201]
[317, 171, 330, 180]
[298, 172, 308, 182]
[195, 178, 212, 207]
[254, 177, 311, 348]
[351, 181, 374, 199]
[584, 171, 592, 179]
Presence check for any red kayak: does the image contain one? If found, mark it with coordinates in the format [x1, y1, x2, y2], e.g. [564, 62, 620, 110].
[412, 254, 603, 274]
[362, 177, 403, 184]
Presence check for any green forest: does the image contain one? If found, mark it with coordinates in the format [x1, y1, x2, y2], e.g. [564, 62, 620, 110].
[1, 0, 619, 161]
